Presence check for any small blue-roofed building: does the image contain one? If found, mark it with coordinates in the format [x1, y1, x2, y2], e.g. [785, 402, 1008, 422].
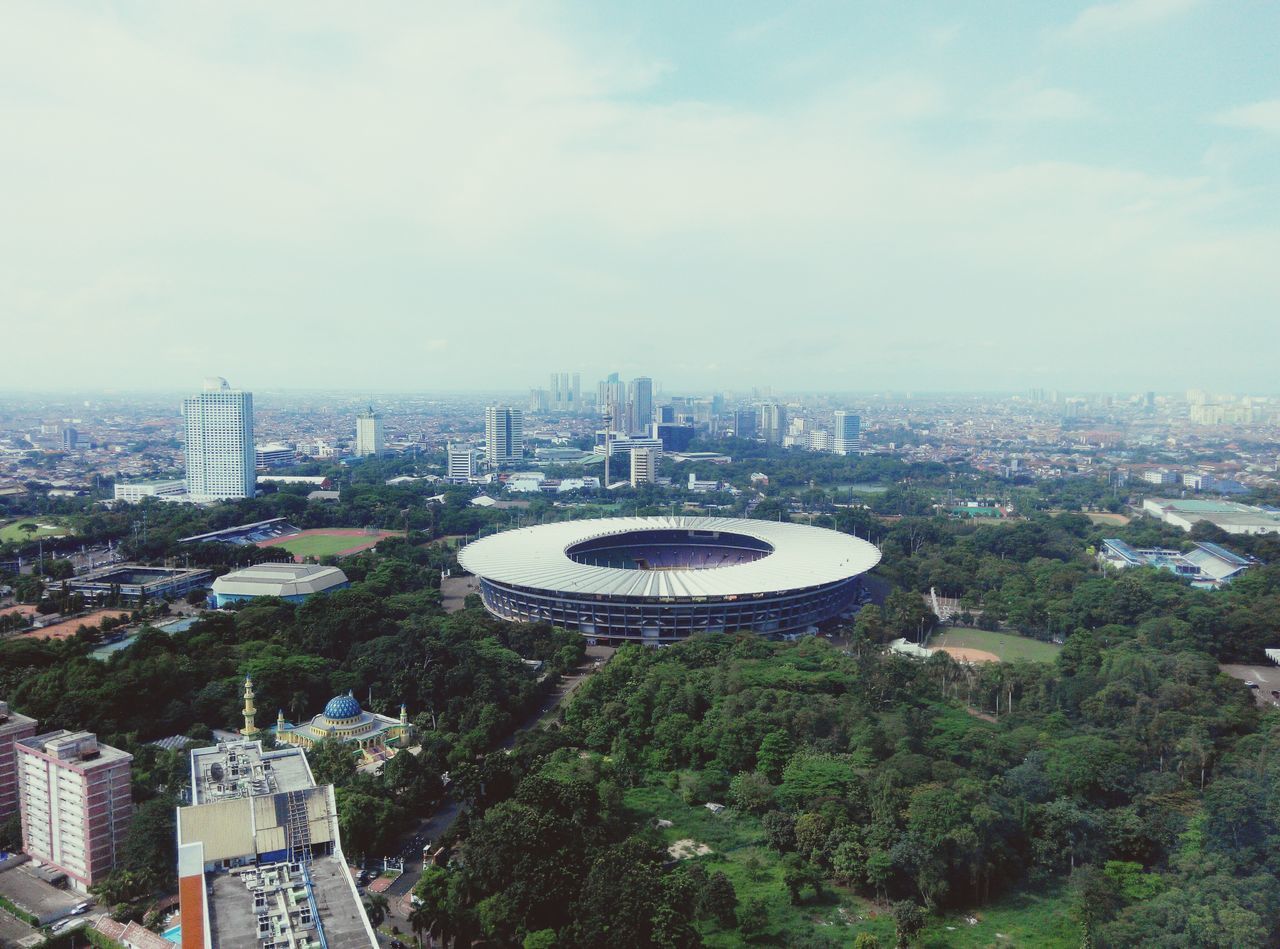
[1098, 539, 1256, 589]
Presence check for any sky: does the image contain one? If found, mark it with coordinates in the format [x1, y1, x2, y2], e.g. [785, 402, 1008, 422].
[3, 0, 1279, 394]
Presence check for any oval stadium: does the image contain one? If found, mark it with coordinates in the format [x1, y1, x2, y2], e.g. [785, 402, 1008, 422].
[457, 516, 881, 643]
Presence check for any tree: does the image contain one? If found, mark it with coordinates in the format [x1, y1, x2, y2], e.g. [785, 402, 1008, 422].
[363, 892, 389, 929]
[891, 900, 925, 948]
[701, 870, 738, 928]
[523, 931, 558, 949]
[729, 771, 775, 814]
[854, 935, 883, 949]
[738, 897, 769, 938]
[308, 736, 358, 787]
[763, 810, 796, 852]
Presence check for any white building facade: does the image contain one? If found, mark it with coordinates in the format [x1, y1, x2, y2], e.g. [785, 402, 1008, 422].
[183, 378, 255, 501]
[630, 445, 660, 486]
[484, 406, 524, 467]
[833, 411, 861, 454]
[355, 407, 385, 457]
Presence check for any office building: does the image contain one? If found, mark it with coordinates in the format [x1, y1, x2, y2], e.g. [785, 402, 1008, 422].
[113, 479, 188, 503]
[354, 406, 384, 457]
[183, 378, 255, 501]
[60, 428, 78, 451]
[176, 737, 377, 949]
[628, 377, 654, 435]
[808, 430, 834, 451]
[630, 445, 660, 487]
[448, 443, 480, 481]
[1142, 469, 1180, 486]
[833, 411, 861, 454]
[598, 374, 627, 428]
[0, 702, 38, 821]
[758, 403, 787, 444]
[653, 422, 696, 453]
[484, 406, 524, 467]
[253, 443, 296, 469]
[17, 731, 133, 892]
[550, 372, 582, 412]
[733, 408, 757, 438]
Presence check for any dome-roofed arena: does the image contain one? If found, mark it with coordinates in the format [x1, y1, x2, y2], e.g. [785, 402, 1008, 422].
[457, 516, 881, 643]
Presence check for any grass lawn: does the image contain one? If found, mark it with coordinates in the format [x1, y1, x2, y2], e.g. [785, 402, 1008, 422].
[931, 627, 1061, 663]
[272, 534, 369, 559]
[623, 784, 1078, 946]
[0, 519, 71, 543]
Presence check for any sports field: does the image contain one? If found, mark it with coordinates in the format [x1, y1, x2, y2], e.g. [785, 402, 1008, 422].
[0, 519, 71, 543]
[257, 528, 402, 561]
[930, 627, 1061, 663]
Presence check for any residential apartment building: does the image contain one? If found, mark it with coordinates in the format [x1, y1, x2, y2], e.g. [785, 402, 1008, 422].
[354, 406, 384, 457]
[0, 702, 38, 821]
[17, 731, 133, 891]
[484, 406, 524, 468]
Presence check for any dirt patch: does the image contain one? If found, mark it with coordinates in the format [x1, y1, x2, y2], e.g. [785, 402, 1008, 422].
[19, 610, 132, 640]
[931, 645, 1001, 664]
[667, 839, 712, 860]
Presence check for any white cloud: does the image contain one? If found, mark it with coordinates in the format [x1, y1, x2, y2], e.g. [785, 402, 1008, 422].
[0, 1, 1275, 391]
[1062, 0, 1199, 40]
[1215, 99, 1280, 135]
[982, 80, 1097, 122]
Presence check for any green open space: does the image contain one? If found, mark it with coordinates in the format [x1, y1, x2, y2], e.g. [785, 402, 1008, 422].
[272, 532, 384, 559]
[624, 783, 1078, 947]
[931, 627, 1061, 663]
[0, 519, 71, 543]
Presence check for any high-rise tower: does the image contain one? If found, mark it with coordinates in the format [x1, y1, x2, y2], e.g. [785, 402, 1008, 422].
[183, 378, 254, 500]
[484, 406, 524, 468]
[355, 405, 384, 457]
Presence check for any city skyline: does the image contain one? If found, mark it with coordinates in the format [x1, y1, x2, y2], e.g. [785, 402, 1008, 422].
[4, 2, 1279, 392]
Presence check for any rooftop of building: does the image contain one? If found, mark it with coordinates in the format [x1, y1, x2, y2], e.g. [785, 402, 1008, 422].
[189, 740, 314, 805]
[211, 563, 349, 598]
[69, 563, 211, 586]
[0, 701, 37, 735]
[17, 730, 130, 769]
[206, 856, 374, 949]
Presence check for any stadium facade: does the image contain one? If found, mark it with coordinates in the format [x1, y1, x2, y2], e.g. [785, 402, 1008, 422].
[458, 516, 880, 643]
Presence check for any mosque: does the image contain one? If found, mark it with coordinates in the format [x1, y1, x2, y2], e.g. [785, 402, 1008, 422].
[240, 676, 411, 760]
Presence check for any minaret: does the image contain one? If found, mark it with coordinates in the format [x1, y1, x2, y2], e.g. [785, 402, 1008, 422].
[399, 703, 408, 726]
[242, 676, 259, 737]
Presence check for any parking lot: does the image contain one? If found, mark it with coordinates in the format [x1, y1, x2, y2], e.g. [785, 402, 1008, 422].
[1221, 662, 1280, 707]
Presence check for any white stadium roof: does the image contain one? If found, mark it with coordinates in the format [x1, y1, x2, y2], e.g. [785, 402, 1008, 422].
[211, 562, 349, 599]
[457, 516, 880, 599]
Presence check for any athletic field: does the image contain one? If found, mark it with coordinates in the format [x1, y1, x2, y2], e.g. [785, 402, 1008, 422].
[256, 528, 401, 562]
[930, 627, 1061, 663]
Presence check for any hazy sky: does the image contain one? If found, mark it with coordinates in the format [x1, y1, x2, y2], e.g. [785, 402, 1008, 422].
[4, 1, 1279, 393]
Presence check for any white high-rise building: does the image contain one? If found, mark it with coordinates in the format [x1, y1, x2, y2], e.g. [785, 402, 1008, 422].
[833, 411, 861, 454]
[758, 402, 787, 444]
[355, 406, 384, 457]
[484, 406, 524, 468]
[448, 444, 478, 481]
[17, 731, 133, 892]
[630, 445, 660, 487]
[183, 378, 255, 501]
[628, 377, 654, 435]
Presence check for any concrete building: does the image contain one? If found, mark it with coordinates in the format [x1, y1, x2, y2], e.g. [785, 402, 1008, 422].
[253, 443, 295, 469]
[1098, 539, 1256, 588]
[0, 701, 38, 822]
[550, 372, 582, 413]
[175, 738, 376, 949]
[17, 731, 132, 892]
[210, 563, 349, 608]
[68, 564, 212, 604]
[732, 408, 757, 438]
[183, 378, 255, 501]
[354, 406, 384, 457]
[758, 402, 787, 444]
[631, 445, 660, 487]
[113, 479, 187, 503]
[628, 377, 654, 435]
[1142, 469, 1179, 486]
[808, 430, 833, 451]
[484, 406, 524, 468]
[1143, 498, 1280, 535]
[652, 422, 696, 453]
[833, 411, 861, 454]
[447, 443, 480, 481]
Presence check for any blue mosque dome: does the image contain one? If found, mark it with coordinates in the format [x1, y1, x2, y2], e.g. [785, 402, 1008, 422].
[323, 693, 361, 720]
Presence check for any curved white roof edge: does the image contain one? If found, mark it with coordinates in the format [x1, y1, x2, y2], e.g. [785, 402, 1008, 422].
[458, 516, 880, 599]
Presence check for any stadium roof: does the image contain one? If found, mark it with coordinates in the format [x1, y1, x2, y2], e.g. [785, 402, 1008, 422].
[211, 562, 348, 599]
[458, 516, 880, 599]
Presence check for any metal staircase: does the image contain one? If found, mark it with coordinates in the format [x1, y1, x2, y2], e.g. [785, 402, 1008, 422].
[284, 789, 312, 864]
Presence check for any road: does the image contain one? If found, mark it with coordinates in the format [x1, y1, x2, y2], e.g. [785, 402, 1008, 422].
[377, 644, 615, 939]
